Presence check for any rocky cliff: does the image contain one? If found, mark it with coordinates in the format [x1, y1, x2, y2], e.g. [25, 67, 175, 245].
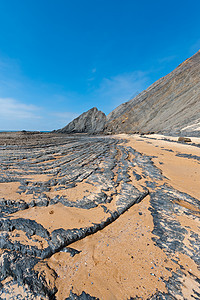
[56, 50, 200, 136]
[56, 107, 106, 134]
[105, 50, 200, 136]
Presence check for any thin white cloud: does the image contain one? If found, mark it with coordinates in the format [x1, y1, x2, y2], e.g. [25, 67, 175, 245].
[0, 98, 41, 120]
[52, 111, 78, 118]
[0, 52, 150, 130]
[0, 99, 79, 131]
[93, 71, 149, 110]
[158, 55, 177, 63]
[190, 39, 200, 54]
[87, 68, 97, 82]
[50, 111, 79, 129]
[87, 77, 96, 82]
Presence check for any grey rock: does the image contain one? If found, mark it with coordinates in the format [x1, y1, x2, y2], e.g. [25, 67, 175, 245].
[104, 50, 200, 136]
[66, 290, 99, 299]
[0, 133, 200, 298]
[56, 107, 106, 134]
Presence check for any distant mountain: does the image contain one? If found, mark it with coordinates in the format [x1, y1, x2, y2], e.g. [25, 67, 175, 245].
[56, 107, 106, 134]
[56, 50, 200, 136]
[105, 50, 200, 136]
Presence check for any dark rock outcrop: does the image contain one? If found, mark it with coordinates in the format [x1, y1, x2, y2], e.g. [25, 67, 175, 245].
[56, 107, 106, 134]
[0, 133, 200, 298]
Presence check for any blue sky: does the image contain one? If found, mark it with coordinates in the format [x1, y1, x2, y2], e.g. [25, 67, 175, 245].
[0, 0, 200, 130]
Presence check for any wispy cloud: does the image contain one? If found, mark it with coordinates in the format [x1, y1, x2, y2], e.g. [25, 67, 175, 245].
[93, 71, 149, 111]
[0, 53, 150, 130]
[52, 112, 79, 119]
[63, 71, 150, 116]
[0, 98, 43, 131]
[87, 68, 97, 83]
[190, 39, 200, 54]
[0, 98, 80, 131]
[0, 98, 40, 120]
[158, 55, 177, 64]
[50, 111, 79, 129]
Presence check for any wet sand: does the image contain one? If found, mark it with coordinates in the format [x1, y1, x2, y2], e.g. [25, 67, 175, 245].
[123, 134, 200, 198]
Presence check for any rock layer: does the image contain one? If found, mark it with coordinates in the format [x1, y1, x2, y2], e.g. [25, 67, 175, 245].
[56, 107, 106, 134]
[0, 132, 200, 299]
[56, 51, 200, 136]
[105, 50, 200, 136]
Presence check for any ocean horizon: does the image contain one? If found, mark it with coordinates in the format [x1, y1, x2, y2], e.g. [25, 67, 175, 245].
[0, 130, 50, 133]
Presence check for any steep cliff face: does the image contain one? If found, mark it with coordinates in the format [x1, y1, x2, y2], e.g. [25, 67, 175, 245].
[105, 50, 200, 136]
[56, 51, 200, 136]
[56, 107, 106, 134]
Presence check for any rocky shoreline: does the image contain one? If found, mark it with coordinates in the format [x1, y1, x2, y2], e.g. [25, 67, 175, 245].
[0, 132, 199, 299]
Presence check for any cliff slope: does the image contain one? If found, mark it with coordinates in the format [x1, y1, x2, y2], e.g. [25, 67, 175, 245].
[105, 50, 200, 136]
[56, 107, 106, 134]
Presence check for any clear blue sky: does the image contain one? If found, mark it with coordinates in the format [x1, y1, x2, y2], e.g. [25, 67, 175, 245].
[0, 0, 200, 130]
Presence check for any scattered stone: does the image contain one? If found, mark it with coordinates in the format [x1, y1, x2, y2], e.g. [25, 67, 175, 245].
[178, 137, 192, 143]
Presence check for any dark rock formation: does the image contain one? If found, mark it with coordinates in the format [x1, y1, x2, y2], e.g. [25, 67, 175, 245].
[66, 291, 99, 299]
[0, 132, 200, 298]
[56, 107, 106, 134]
[104, 50, 200, 136]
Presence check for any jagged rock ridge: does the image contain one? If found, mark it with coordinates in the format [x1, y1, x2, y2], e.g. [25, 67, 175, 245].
[56, 107, 106, 134]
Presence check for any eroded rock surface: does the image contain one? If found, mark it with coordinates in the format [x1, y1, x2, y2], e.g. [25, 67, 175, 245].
[56, 107, 106, 134]
[0, 132, 199, 299]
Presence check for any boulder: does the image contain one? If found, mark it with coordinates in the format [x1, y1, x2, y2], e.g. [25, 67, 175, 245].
[178, 137, 192, 143]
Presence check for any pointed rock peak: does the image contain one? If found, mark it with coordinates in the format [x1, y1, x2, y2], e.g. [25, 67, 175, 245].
[56, 107, 106, 134]
[90, 107, 98, 111]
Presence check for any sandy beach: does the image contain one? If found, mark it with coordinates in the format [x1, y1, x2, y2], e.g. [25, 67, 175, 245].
[0, 132, 199, 299]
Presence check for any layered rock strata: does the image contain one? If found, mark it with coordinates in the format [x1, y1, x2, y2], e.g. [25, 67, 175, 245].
[56, 107, 106, 134]
[57, 51, 200, 136]
[0, 132, 199, 299]
[105, 50, 200, 136]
